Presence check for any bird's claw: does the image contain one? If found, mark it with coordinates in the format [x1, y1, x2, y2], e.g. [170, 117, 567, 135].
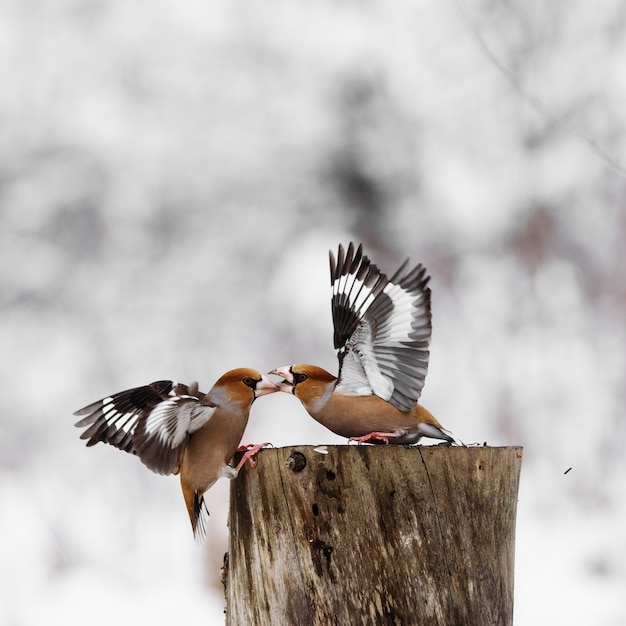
[235, 442, 272, 471]
[349, 432, 397, 445]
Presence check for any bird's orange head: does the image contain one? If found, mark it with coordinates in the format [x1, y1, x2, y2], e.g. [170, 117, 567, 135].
[269, 364, 337, 411]
[209, 368, 279, 408]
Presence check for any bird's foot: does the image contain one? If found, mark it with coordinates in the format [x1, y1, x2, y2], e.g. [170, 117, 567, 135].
[235, 442, 272, 471]
[349, 431, 398, 445]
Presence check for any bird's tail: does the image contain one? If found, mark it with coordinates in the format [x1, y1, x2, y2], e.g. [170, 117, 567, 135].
[181, 480, 210, 542]
[418, 423, 465, 446]
[192, 492, 209, 542]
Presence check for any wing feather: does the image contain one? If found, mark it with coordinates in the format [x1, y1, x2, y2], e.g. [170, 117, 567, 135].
[74, 381, 215, 475]
[133, 397, 216, 475]
[330, 243, 388, 352]
[330, 243, 432, 411]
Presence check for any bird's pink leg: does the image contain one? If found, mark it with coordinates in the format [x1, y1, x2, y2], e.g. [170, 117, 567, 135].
[349, 432, 398, 444]
[235, 442, 272, 471]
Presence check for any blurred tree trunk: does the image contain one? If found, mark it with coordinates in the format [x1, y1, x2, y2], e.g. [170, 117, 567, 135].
[224, 445, 522, 625]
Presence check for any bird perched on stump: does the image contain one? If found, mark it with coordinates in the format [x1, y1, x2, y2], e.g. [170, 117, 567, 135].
[74, 368, 278, 539]
[271, 243, 461, 446]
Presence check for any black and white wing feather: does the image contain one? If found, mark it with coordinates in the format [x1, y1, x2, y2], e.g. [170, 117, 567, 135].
[330, 243, 432, 412]
[74, 380, 216, 475]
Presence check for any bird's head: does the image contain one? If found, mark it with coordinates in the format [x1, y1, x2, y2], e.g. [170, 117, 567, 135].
[210, 368, 279, 408]
[269, 364, 337, 409]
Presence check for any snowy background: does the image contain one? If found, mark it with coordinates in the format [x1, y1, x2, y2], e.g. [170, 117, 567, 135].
[1, 1, 625, 624]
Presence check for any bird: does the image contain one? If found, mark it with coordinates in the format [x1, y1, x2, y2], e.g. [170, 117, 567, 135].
[270, 242, 461, 446]
[74, 368, 278, 539]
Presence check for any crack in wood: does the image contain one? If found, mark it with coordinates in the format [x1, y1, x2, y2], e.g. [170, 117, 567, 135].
[418, 448, 453, 580]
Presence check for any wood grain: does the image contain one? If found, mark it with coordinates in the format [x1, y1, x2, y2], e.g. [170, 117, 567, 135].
[225, 445, 522, 626]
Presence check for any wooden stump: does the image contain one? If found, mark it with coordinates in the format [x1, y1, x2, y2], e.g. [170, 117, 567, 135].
[225, 445, 522, 626]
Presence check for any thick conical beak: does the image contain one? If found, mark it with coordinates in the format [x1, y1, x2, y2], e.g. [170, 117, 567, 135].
[254, 375, 280, 398]
[268, 367, 295, 393]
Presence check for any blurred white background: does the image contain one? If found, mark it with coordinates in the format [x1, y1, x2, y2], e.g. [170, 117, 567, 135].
[1, 1, 625, 624]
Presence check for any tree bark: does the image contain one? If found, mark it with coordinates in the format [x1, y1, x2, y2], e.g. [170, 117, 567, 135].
[225, 445, 522, 626]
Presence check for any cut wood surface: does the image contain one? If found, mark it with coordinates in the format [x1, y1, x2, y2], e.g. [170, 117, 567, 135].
[225, 445, 522, 626]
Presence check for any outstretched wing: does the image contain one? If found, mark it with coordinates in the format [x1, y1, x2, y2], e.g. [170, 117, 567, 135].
[74, 380, 215, 475]
[330, 243, 432, 412]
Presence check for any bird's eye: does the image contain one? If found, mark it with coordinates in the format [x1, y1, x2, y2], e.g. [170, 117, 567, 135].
[242, 376, 255, 388]
[294, 373, 308, 384]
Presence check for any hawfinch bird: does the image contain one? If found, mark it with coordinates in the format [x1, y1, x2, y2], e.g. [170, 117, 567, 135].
[271, 243, 461, 446]
[74, 368, 278, 539]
